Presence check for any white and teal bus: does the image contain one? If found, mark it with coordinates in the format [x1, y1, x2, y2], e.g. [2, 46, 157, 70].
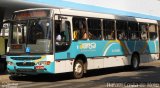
[7, 8, 159, 78]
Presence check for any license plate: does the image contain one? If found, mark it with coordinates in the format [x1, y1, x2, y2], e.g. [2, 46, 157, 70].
[35, 66, 44, 70]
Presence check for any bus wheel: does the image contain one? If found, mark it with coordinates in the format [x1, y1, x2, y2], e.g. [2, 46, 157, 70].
[73, 60, 84, 79]
[9, 74, 19, 80]
[130, 54, 140, 70]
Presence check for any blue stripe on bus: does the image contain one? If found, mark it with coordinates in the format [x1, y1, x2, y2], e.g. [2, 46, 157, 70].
[25, 0, 160, 20]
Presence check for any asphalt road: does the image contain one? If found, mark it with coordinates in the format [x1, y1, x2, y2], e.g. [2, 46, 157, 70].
[0, 60, 160, 88]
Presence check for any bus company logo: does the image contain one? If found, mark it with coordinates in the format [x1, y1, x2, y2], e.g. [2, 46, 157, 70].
[79, 43, 96, 50]
[23, 60, 27, 65]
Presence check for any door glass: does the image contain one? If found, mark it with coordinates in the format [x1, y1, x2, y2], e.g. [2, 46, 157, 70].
[55, 20, 71, 52]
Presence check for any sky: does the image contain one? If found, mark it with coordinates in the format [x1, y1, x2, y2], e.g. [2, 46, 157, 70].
[23, 0, 160, 20]
[64, 0, 160, 17]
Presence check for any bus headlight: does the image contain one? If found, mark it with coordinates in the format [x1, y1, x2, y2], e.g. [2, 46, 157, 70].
[36, 61, 51, 65]
[7, 61, 13, 65]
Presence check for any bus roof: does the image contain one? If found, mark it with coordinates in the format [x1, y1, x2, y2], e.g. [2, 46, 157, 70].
[14, 8, 158, 24]
[55, 8, 158, 24]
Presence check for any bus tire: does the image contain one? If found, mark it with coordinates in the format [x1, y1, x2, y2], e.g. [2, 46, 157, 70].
[9, 75, 18, 80]
[73, 59, 84, 79]
[130, 54, 140, 70]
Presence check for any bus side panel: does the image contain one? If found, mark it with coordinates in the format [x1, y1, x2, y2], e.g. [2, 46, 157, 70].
[140, 40, 159, 63]
[87, 56, 131, 70]
[55, 40, 132, 72]
[54, 60, 74, 73]
[55, 40, 129, 60]
[55, 39, 159, 72]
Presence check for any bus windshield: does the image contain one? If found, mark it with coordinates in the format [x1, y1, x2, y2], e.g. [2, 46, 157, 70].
[8, 10, 52, 54]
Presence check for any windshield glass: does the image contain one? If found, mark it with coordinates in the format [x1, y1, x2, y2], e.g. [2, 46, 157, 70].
[9, 10, 52, 54]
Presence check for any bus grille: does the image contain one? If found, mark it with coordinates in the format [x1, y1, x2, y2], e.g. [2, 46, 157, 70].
[16, 62, 35, 66]
[11, 57, 41, 60]
[16, 69, 36, 72]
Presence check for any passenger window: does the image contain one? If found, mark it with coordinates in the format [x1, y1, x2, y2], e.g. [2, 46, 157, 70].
[73, 17, 87, 40]
[128, 22, 139, 40]
[88, 18, 101, 40]
[149, 24, 157, 40]
[139, 23, 148, 40]
[103, 20, 115, 40]
[116, 20, 128, 40]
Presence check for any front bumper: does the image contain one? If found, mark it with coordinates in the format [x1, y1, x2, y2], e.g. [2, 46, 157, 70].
[7, 55, 55, 75]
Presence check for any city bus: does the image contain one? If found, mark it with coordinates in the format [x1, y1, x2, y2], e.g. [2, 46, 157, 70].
[7, 8, 159, 79]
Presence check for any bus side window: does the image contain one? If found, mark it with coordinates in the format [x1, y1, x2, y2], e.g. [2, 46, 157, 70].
[88, 18, 101, 40]
[72, 17, 86, 40]
[139, 23, 148, 40]
[128, 22, 139, 40]
[62, 21, 70, 42]
[55, 20, 71, 52]
[55, 20, 70, 42]
[149, 24, 157, 40]
[116, 20, 128, 40]
[103, 19, 115, 40]
[55, 20, 61, 41]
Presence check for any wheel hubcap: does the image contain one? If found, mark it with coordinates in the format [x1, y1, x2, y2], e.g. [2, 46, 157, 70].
[75, 63, 82, 74]
[133, 58, 138, 68]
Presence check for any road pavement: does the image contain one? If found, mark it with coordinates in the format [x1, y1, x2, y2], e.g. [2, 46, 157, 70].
[0, 60, 160, 88]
